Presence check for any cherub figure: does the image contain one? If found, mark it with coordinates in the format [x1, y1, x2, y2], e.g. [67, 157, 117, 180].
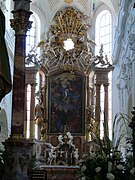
[74, 148, 79, 164]
[44, 143, 57, 165]
[66, 132, 75, 149]
[58, 134, 64, 145]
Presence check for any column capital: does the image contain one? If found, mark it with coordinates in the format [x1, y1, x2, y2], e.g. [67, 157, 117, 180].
[26, 67, 38, 85]
[10, 9, 32, 35]
[103, 83, 109, 87]
[95, 83, 101, 88]
[30, 82, 37, 87]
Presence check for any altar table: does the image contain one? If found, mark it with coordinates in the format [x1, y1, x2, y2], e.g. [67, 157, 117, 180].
[40, 165, 80, 180]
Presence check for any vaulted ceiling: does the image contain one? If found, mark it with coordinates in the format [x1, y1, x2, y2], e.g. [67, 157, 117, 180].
[30, 0, 119, 42]
[31, 0, 119, 20]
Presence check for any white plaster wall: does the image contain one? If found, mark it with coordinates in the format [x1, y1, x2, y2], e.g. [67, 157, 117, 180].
[112, 0, 135, 116]
[112, 0, 135, 147]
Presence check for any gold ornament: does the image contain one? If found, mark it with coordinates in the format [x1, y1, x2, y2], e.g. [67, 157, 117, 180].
[64, 0, 73, 4]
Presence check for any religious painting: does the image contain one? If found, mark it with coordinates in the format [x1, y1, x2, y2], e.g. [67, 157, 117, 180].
[48, 72, 85, 135]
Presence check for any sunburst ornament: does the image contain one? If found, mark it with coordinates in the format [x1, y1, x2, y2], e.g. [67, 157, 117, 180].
[64, 0, 73, 3]
[63, 38, 74, 51]
[50, 7, 88, 40]
[38, 7, 95, 73]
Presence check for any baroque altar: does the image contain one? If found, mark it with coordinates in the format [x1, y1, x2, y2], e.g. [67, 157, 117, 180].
[25, 7, 113, 179]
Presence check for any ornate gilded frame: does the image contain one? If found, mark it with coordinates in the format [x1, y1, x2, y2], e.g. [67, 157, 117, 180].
[48, 71, 86, 135]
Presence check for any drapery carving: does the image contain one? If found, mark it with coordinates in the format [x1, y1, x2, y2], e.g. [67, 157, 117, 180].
[116, 58, 133, 111]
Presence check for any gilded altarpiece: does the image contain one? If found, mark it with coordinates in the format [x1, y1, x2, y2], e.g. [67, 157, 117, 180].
[25, 7, 111, 144]
[25, 8, 112, 169]
[35, 7, 95, 142]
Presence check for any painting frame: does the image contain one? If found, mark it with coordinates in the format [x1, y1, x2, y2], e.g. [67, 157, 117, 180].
[48, 71, 85, 135]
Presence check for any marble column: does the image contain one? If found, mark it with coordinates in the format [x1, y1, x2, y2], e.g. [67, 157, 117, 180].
[40, 86, 47, 141]
[86, 75, 90, 140]
[30, 83, 36, 138]
[104, 83, 109, 137]
[90, 87, 94, 117]
[10, 3, 32, 137]
[24, 83, 28, 138]
[95, 83, 101, 135]
[87, 75, 90, 107]
[95, 66, 113, 137]
[2, 1, 34, 180]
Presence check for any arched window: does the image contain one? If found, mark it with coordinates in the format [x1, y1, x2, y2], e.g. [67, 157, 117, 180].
[26, 15, 37, 55]
[26, 12, 40, 55]
[25, 13, 40, 139]
[95, 10, 112, 139]
[95, 10, 112, 61]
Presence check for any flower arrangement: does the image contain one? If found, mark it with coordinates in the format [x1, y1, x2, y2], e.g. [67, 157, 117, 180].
[79, 138, 134, 180]
[78, 113, 135, 180]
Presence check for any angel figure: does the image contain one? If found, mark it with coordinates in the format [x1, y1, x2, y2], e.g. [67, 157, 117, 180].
[44, 143, 57, 165]
[74, 148, 79, 164]
[66, 132, 75, 149]
[58, 134, 64, 145]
